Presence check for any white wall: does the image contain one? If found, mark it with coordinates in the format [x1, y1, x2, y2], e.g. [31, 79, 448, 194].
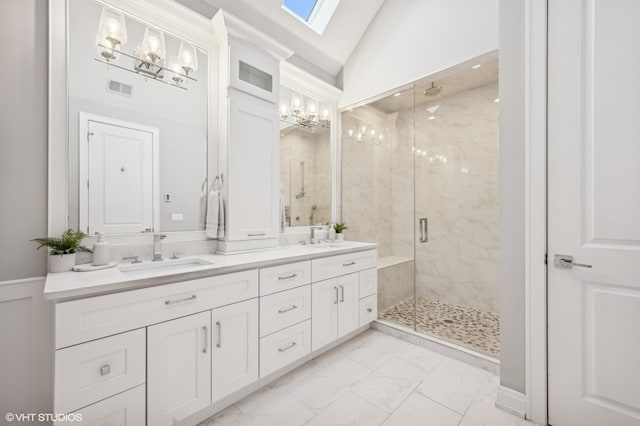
[498, 0, 526, 394]
[0, 0, 48, 281]
[339, 0, 499, 108]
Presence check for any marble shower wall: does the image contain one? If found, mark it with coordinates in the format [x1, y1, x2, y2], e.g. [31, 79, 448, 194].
[411, 81, 500, 313]
[341, 106, 411, 258]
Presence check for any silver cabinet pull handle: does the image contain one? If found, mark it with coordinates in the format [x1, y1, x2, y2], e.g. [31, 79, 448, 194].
[334, 286, 339, 304]
[419, 218, 428, 243]
[278, 273, 298, 280]
[554, 254, 592, 269]
[216, 321, 222, 348]
[100, 364, 111, 376]
[340, 285, 345, 303]
[278, 305, 298, 314]
[278, 342, 297, 352]
[202, 326, 208, 353]
[165, 295, 197, 305]
[248, 233, 266, 237]
[343, 261, 356, 266]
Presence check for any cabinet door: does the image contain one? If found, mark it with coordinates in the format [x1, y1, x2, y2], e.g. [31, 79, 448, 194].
[227, 91, 279, 241]
[147, 311, 211, 426]
[311, 278, 339, 351]
[211, 299, 259, 402]
[337, 273, 360, 338]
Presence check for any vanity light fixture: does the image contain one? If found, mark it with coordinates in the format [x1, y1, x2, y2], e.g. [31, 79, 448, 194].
[345, 120, 384, 145]
[280, 92, 331, 132]
[94, 7, 198, 90]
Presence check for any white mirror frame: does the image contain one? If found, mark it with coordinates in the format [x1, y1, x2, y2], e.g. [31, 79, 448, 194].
[48, 0, 218, 243]
[279, 61, 343, 233]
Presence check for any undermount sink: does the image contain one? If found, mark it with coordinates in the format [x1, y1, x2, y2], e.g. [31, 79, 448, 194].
[119, 258, 213, 274]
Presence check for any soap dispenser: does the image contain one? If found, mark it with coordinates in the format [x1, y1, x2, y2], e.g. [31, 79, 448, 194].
[92, 232, 110, 266]
[328, 224, 336, 242]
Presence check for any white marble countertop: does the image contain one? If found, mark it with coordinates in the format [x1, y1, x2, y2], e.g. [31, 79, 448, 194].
[44, 241, 377, 301]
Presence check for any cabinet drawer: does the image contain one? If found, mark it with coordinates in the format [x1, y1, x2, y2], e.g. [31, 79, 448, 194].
[260, 285, 311, 337]
[55, 270, 258, 348]
[260, 320, 311, 377]
[359, 268, 377, 298]
[312, 250, 377, 282]
[260, 261, 311, 296]
[359, 294, 378, 327]
[59, 385, 146, 426]
[55, 329, 145, 414]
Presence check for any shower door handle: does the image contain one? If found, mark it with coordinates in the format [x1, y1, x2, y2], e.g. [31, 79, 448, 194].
[419, 218, 428, 243]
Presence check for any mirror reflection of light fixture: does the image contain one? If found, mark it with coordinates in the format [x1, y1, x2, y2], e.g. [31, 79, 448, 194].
[345, 120, 385, 145]
[280, 91, 331, 132]
[94, 6, 198, 90]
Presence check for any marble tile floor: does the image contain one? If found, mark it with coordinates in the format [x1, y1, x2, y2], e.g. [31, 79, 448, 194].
[379, 297, 500, 357]
[201, 330, 533, 426]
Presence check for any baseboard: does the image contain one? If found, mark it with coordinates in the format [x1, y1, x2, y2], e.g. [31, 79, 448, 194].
[495, 385, 526, 419]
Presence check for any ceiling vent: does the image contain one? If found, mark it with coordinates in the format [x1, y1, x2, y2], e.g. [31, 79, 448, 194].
[106, 79, 133, 97]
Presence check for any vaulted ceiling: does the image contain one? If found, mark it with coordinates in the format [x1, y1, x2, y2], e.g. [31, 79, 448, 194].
[174, 0, 385, 85]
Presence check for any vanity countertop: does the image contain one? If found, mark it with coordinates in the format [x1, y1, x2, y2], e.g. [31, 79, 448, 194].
[44, 241, 377, 301]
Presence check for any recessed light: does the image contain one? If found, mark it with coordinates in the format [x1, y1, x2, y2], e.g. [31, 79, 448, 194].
[472, 64, 482, 69]
[428, 116, 436, 120]
[393, 92, 401, 97]
[494, 98, 500, 103]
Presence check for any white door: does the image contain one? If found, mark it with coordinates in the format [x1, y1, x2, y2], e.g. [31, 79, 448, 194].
[548, 1, 640, 425]
[226, 90, 280, 241]
[311, 278, 339, 351]
[147, 311, 211, 426]
[337, 273, 360, 338]
[86, 119, 155, 234]
[211, 299, 259, 402]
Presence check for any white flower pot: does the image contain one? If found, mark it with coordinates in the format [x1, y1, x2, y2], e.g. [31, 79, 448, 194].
[335, 233, 344, 242]
[49, 253, 76, 273]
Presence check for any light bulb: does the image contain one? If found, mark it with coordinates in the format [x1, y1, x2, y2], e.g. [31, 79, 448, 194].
[279, 100, 290, 120]
[178, 42, 198, 74]
[142, 27, 166, 62]
[291, 93, 303, 116]
[307, 99, 319, 121]
[96, 7, 127, 48]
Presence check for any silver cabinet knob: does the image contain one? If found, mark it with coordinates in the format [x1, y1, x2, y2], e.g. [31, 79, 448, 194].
[100, 364, 111, 376]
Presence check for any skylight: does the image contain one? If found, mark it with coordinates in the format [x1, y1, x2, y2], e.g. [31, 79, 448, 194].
[282, 0, 341, 35]
[283, 0, 318, 21]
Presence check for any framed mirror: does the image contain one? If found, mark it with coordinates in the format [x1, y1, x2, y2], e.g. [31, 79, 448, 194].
[49, 0, 217, 239]
[279, 63, 342, 232]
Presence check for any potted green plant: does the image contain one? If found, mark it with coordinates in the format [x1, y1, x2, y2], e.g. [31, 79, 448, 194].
[32, 229, 92, 272]
[333, 222, 348, 242]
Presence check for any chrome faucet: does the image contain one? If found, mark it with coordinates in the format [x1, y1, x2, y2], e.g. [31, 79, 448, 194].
[153, 234, 166, 261]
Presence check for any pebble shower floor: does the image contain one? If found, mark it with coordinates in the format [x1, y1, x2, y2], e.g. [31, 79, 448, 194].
[379, 296, 500, 358]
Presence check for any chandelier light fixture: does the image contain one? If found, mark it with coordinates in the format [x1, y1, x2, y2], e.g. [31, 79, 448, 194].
[94, 6, 198, 90]
[345, 122, 385, 145]
[280, 92, 330, 132]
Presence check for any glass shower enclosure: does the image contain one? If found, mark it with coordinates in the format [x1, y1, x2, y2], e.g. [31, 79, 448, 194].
[341, 53, 500, 358]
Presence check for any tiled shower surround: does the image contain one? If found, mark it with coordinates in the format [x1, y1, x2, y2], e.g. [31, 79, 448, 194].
[342, 81, 500, 352]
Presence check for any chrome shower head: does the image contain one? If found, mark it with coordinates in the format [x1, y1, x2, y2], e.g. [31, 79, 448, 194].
[424, 82, 443, 97]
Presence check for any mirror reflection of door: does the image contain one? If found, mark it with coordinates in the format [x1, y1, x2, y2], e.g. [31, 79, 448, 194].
[80, 114, 158, 234]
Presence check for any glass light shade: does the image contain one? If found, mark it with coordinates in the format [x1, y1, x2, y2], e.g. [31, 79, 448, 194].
[307, 99, 319, 121]
[168, 56, 185, 85]
[279, 99, 290, 120]
[320, 104, 331, 122]
[142, 27, 166, 62]
[96, 7, 127, 48]
[291, 92, 304, 116]
[178, 42, 198, 74]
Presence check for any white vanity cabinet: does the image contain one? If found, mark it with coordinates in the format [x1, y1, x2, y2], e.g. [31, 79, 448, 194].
[50, 248, 377, 425]
[224, 90, 280, 243]
[211, 299, 259, 401]
[213, 11, 292, 253]
[147, 311, 212, 426]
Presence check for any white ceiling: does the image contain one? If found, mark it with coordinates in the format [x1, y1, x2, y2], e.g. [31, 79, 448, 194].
[174, 0, 385, 83]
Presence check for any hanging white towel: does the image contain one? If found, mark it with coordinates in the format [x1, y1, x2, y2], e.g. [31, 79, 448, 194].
[217, 194, 225, 239]
[205, 191, 219, 239]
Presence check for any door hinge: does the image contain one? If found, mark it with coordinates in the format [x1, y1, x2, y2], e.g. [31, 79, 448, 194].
[87, 132, 94, 142]
[544, 253, 548, 265]
[87, 180, 89, 190]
